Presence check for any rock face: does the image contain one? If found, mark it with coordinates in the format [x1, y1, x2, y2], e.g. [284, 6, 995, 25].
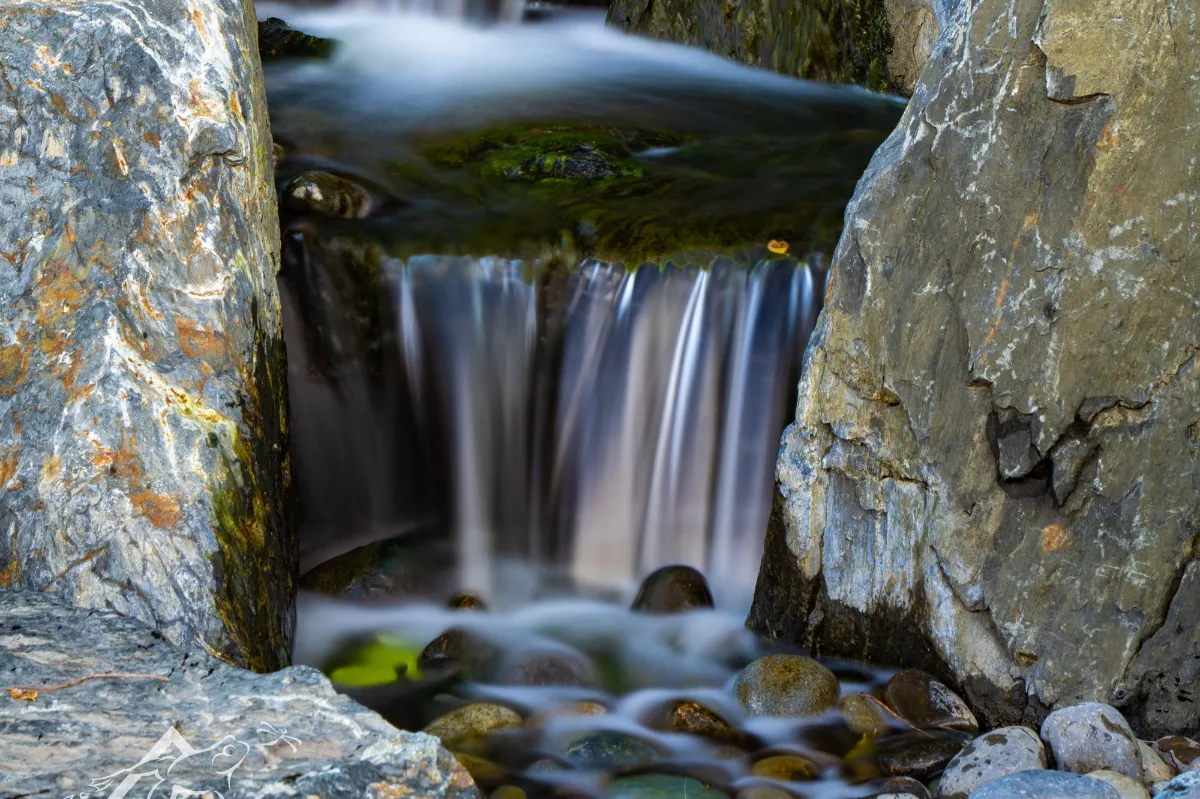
[0, 591, 479, 799]
[606, 0, 959, 94]
[0, 0, 293, 669]
[750, 0, 1200, 736]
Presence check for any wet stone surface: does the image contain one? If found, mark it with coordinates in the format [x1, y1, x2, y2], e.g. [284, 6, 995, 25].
[630, 565, 716, 614]
[885, 670, 980, 734]
[733, 654, 840, 717]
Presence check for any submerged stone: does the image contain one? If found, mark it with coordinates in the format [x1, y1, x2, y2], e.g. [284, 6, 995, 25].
[663, 699, 746, 746]
[424, 703, 523, 750]
[938, 726, 1047, 799]
[496, 649, 595, 687]
[878, 775, 932, 798]
[0, 0, 291, 670]
[418, 627, 497, 676]
[606, 774, 727, 799]
[631, 565, 715, 613]
[565, 732, 659, 768]
[750, 754, 819, 780]
[733, 654, 840, 717]
[884, 670, 979, 734]
[841, 692, 910, 735]
[875, 730, 972, 780]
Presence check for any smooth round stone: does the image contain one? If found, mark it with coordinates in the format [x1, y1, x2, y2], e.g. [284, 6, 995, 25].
[498, 649, 595, 687]
[666, 700, 745, 746]
[449, 591, 488, 611]
[733, 654, 840, 717]
[841, 692, 908, 735]
[1088, 770, 1151, 799]
[418, 626, 493, 674]
[566, 732, 658, 768]
[1140, 741, 1178, 785]
[1153, 771, 1200, 798]
[878, 776, 932, 799]
[938, 726, 1048, 799]
[607, 774, 727, 799]
[1155, 738, 1200, 772]
[750, 754, 819, 781]
[454, 752, 508, 789]
[968, 770, 1122, 798]
[423, 702, 522, 749]
[282, 171, 374, 219]
[884, 670, 979, 734]
[876, 730, 972, 780]
[1041, 703, 1142, 780]
[631, 565, 715, 613]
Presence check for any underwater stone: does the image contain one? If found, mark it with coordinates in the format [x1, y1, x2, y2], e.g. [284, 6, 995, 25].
[733, 653, 839, 717]
[424, 703, 523, 750]
[876, 730, 972, 780]
[631, 564, 715, 613]
[0, 0, 291, 670]
[606, 774, 727, 799]
[750, 0, 1200, 738]
[565, 732, 659, 768]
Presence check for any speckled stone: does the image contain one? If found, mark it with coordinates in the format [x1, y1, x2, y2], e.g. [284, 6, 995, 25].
[938, 726, 1047, 799]
[733, 654, 840, 717]
[0, 591, 479, 798]
[423, 703, 523, 750]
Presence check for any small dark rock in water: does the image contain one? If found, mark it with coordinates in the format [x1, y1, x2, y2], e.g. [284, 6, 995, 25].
[565, 732, 658, 768]
[419, 627, 496, 675]
[631, 565, 715, 613]
[883, 670, 979, 734]
[840, 692, 910, 735]
[968, 770, 1121, 799]
[258, 17, 335, 61]
[749, 754, 819, 780]
[283, 171, 375, 219]
[517, 147, 622, 180]
[938, 725, 1047, 799]
[874, 730, 972, 780]
[1040, 703, 1141, 781]
[1154, 737, 1200, 772]
[497, 649, 595, 687]
[662, 700, 746, 747]
[299, 527, 457, 600]
[875, 776, 931, 799]
[606, 774, 727, 799]
[451, 592, 488, 611]
[733, 654, 839, 717]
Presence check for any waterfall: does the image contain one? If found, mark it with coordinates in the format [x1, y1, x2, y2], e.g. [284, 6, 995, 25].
[376, 256, 824, 605]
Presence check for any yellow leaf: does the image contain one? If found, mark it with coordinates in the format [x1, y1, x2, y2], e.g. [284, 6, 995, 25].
[767, 239, 789, 255]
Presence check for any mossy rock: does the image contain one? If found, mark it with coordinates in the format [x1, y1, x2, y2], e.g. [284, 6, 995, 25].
[258, 18, 335, 62]
[323, 632, 426, 687]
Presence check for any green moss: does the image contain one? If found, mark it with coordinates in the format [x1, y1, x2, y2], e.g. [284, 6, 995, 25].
[326, 634, 424, 686]
[258, 18, 335, 62]
[208, 300, 294, 672]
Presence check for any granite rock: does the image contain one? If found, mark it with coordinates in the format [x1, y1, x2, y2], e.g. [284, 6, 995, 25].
[938, 726, 1047, 799]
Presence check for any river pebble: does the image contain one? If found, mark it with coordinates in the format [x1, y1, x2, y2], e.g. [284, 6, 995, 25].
[630, 565, 715, 613]
[423, 702, 522, 749]
[733, 653, 839, 717]
[1089, 770, 1151, 799]
[968, 770, 1122, 798]
[884, 670, 978, 734]
[1141, 742, 1178, 786]
[607, 774, 727, 799]
[938, 725, 1047, 799]
[1041, 703, 1142, 780]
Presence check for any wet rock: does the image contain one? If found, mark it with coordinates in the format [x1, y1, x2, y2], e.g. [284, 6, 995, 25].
[1042, 704, 1142, 781]
[283, 171, 375, 219]
[1088, 771, 1151, 799]
[565, 732, 658, 768]
[516, 147, 626, 181]
[876, 731, 972, 780]
[258, 17, 335, 61]
[497, 649, 595, 687]
[418, 627, 497, 675]
[0, 0, 291, 670]
[938, 726, 1047, 799]
[1154, 738, 1200, 772]
[299, 526, 457, 600]
[631, 565, 715, 613]
[750, 0, 1200, 737]
[842, 692, 910, 735]
[0, 591, 479, 798]
[662, 700, 746, 746]
[750, 754, 819, 780]
[1140, 742, 1178, 785]
[454, 753, 509, 790]
[969, 771, 1122, 799]
[424, 703, 523, 750]
[877, 776, 933, 799]
[1153, 771, 1200, 798]
[885, 670, 979, 733]
[492, 786, 528, 799]
[451, 592, 489, 611]
[733, 654, 840, 717]
[607, 774, 727, 799]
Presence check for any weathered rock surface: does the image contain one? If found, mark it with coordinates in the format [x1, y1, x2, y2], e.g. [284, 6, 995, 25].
[1042, 703, 1142, 780]
[938, 726, 1048, 799]
[0, 591, 479, 798]
[0, 0, 292, 669]
[968, 770, 1121, 799]
[1154, 772, 1200, 799]
[750, 0, 1200, 736]
[606, 0, 959, 94]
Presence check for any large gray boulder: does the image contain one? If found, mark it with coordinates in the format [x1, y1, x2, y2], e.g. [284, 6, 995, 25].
[750, 0, 1200, 736]
[0, 0, 293, 670]
[0, 591, 479, 799]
